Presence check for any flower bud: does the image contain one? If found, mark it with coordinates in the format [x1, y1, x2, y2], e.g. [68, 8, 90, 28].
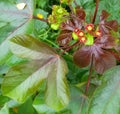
[86, 24, 94, 31]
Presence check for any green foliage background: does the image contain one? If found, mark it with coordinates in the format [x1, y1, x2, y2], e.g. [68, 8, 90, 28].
[0, 0, 120, 114]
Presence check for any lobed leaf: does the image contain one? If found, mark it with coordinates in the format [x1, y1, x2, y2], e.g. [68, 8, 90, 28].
[10, 35, 56, 60]
[2, 35, 69, 111]
[0, 0, 34, 64]
[87, 66, 120, 114]
[73, 47, 91, 68]
[45, 57, 69, 111]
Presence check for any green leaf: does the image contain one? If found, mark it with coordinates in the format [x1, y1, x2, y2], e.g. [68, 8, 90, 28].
[34, 9, 48, 30]
[36, 0, 48, 9]
[18, 98, 35, 114]
[33, 86, 88, 114]
[72, 32, 79, 40]
[0, 0, 34, 64]
[0, 65, 9, 77]
[2, 35, 69, 111]
[87, 66, 120, 114]
[33, 92, 55, 114]
[0, 104, 9, 114]
[66, 86, 88, 114]
[98, 0, 120, 23]
[6, 55, 27, 66]
[7, 100, 20, 108]
[45, 57, 69, 111]
[0, 95, 9, 107]
[51, 23, 59, 30]
[0, 0, 34, 43]
[2, 60, 53, 102]
[85, 34, 94, 46]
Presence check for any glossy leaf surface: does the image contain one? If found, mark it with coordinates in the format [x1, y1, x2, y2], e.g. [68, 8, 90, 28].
[88, 66, 120, 114]
[0, 0, 34, 64]
[2, 35, 69, 111]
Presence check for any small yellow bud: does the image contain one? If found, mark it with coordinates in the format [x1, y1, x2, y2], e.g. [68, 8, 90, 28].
[86, 24, 94, 31]
[37, 14, 44, 19]
[87, 26, 92, 31]
[78, 31, 84, 37]
[80, 37, 86, 43]
[95, 30, 102, 37]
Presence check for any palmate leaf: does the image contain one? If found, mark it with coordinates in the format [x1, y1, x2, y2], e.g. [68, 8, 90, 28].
[87, 66, 120, 114]
[0, 0, 34, 64]
[33, 86, 88, 114]
[10, 35, 56, 60]
[1, 35, 69, 111]
[0, 0, 34, 43]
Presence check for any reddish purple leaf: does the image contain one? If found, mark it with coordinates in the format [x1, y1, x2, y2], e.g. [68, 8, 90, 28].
[94, 51, 116, 74]
[60, 20, 74, 31]
[99, 10, 119, 35]
[76, 6, 86, 20]
[73, 43, 117, 74]
[95, 35, 116, 49]
[73, 46, 92, 67]
[57, 30, 72, 46]
[100, 10, 110, 21]
[105, 20, 119, 32]
[99, 24, 110, 35]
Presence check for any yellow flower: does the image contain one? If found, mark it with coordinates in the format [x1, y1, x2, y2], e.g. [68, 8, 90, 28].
[37, 14, 44, 19]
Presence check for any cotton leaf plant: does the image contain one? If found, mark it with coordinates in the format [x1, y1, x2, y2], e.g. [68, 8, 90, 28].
[0, 0, 120, 114]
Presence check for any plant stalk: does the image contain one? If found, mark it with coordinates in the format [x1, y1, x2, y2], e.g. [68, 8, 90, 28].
[85, 54, 94, 94]
[61, 41, 80, 54]
[78, 54, 94, 114]
[32, 16, 48, 23]
[74, 0, 78, 6]
[92, 0, 99, 24]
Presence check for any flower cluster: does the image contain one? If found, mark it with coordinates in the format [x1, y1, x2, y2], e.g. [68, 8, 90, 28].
[72, 23, 102, 45]
[49, 4, 120, 74]
[48, 5, 69, 30]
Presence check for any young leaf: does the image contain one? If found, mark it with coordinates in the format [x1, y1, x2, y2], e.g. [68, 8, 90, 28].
[2, 35, 69, 111]
[87, 66, 120, 114]
[33, 92, 55, 114]
[75, 6, 86, 20]
[10, 35, 56, 60]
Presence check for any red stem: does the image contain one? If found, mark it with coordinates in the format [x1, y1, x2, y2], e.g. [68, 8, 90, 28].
[85, 54, 94, 94]
[32, 16, 48, 23]
[61, 41, 80, 54]
[92, 0, 99, 24]
[74, 0, 78, 6]
[78, 54, 94, 114]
